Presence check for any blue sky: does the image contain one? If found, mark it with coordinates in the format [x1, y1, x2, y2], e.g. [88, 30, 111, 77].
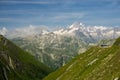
[0, 0, 120, 29]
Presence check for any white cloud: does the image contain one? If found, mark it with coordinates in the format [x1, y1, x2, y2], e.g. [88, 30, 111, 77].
[0, 25, 49, 38]
[15, 25, 38, 35]
[8, 25, 49, 38]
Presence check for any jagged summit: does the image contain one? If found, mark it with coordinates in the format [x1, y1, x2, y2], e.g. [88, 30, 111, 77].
[54, 22, 85, 36]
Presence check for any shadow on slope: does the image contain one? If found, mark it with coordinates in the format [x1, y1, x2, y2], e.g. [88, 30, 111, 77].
[0, 35, 53, 80]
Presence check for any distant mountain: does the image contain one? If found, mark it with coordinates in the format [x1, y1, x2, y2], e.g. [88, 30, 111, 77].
[53, 22, 120, 42]
[43, 37, 120, 80]
[12, 34, 88, 70]
[1, 22, 120, 40]
[10, 22, 120, 70]
[0, 35, 52, 80]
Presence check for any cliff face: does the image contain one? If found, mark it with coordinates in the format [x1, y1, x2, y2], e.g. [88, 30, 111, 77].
[0, 35, 52, 80]
[44, 37, 120, 80]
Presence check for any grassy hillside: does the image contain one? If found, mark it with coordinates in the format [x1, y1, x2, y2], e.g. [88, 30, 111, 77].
[0, 35, 52, 80]
[44, 37, 120, 80]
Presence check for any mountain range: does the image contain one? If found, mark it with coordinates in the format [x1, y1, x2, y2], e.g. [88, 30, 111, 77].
[0, 22, 120, 80]
[1, 22, 120, 40]
[1, 22, 120, 70]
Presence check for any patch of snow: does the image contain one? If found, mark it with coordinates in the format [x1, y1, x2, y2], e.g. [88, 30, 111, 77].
[68, 27, 79, 33]
[53, 29, 64, 35]
[42, 30, 49, 35]
[93, 26, 107, 30]
[116, 32, 120, 35]
[69, 22, 83, 28]
[69, 24, 74, 29]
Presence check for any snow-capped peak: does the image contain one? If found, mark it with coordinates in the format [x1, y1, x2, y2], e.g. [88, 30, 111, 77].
[93, 26, 108, 30]
[53, 29, 65, 35]
[42, 30, 49, 35]
[53, 22, 84, 36]
[1, 22, 120, 40]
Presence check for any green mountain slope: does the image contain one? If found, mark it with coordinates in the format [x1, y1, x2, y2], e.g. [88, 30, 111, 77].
[0, 35, 52, 80]
[44, 37, 120, 80]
